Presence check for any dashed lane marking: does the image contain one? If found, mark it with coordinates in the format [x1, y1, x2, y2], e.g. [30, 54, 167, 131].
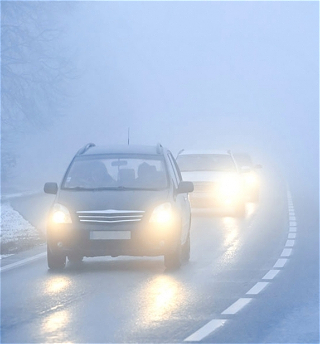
[246, 282, 269, 295]
[274, 258, 288, 268]
[285, 240, 295, 247]
[221, 298, 253, 315]
[184, 319, 228, 342]
[281, 248, 292, 257]
[262, 269, 280, 280]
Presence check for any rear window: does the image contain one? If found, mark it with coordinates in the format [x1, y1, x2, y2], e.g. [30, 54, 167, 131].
[176, 154, 236, 172]
[62, 155, 168, 190]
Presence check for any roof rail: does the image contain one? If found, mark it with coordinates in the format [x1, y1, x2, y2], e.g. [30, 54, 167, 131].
[77, 143, 96, 155]
[156, 143, 163, 154]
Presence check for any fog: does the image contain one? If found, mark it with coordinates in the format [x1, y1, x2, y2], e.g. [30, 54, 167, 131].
[2, 1, 318, 200]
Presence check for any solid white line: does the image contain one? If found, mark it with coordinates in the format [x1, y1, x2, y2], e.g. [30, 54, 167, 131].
[221, 298, 252, 315]
[289, 221, 297, 226]
[246, 282, 269, 295]
[288, 233, 296, 239]
[0, 252, 46, 273]
[285, 240, 295, 247]
[263, 269, 280, 280]
[183, 319, 227, 342]
[274, 258, 288, 268]
[281, 248, 293, 257]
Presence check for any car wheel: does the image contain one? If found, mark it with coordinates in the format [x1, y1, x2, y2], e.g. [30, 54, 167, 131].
[164, 242, 182, 270]
[47, 244, 66, 270]
[67, 253, 83, 263]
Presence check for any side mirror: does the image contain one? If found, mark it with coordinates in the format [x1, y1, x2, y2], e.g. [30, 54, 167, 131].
[44, 182, 58, 195]
[177, 181, 194, 194]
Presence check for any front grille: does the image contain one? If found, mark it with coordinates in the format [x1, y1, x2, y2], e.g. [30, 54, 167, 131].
[76, 209, 145, 224]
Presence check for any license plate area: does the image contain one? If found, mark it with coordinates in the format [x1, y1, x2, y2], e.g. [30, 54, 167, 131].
[90, 231, 131, 240]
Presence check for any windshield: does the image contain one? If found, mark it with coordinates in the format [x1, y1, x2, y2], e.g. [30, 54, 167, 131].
[177, 154, 236, 172]
[62, 155, 168, 190]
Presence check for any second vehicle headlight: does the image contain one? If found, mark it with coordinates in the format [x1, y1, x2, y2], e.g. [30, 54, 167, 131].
[149, 202, 173, 224]
[218, 175, 242, 197]
[51, 204, 72, 224]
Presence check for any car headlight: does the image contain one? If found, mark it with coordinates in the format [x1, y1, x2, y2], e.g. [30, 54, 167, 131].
[218, 176, 242, 197]
[51, 204, 72, 224]
[244, 171, 258, 186]
[149, 203, 173, 224]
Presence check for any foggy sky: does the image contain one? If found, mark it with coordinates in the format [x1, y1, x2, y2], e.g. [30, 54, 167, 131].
[9, 1, 319, 197]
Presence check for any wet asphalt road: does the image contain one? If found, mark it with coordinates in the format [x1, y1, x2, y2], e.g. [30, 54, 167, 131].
[1, 172, 318, 343]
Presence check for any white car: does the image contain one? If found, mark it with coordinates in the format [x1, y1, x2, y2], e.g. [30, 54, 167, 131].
[176, 150, 246, 216]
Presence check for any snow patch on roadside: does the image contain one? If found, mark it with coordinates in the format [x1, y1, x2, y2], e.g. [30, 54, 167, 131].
[1, 203, 38, 243]
[1, 202, 43, 257]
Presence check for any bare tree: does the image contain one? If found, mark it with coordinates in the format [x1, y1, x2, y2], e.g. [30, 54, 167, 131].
[1, 1, 77, 183]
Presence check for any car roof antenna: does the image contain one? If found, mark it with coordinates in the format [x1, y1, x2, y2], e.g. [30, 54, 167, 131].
[127, 127, 130, 145]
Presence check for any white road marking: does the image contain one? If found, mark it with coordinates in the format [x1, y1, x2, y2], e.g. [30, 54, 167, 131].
[0, 252, 46, 273]
[274, 258, 288, 268]
[289, 216, 296, 221]
[288, 233, 296, 239]
[285, 240, 295, 247]
[221, 298, 252, 315]
[246, 282, 269, 295]
[183, 319, 227, 342]
[263, 269, 280, 280]
[289, 227, 297, 232]
[281, 248, 292, 257]
[289, 221, 297, 226]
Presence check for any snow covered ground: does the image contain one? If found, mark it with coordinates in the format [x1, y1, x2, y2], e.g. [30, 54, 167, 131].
[0, 202, 44, 258]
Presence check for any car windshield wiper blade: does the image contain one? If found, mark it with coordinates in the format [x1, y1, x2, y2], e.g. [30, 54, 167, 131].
[65, 186, 94, 190]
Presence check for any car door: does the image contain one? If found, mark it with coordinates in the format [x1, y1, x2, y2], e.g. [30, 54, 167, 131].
[167, 152, 191, 244]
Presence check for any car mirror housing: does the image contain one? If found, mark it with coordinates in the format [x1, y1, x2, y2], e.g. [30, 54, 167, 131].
[44, 182, 58, 195]
[177, 181, 194, 194]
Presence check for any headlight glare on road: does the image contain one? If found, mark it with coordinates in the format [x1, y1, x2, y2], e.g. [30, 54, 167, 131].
[51, 204, 72, 224]
[149, 203, 173, 224]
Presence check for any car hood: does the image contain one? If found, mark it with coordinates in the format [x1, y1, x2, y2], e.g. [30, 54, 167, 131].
[56, 188, 170, 213]
[181, 171, 238, 182]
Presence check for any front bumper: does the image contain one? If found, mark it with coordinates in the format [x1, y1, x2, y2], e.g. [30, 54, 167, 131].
[47, 222, 180, 257]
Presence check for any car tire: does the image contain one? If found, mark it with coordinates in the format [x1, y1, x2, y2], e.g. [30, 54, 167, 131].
[67, 253, 83, 263]
[47, 244, 66, 270]
[164, 242, 182, 270]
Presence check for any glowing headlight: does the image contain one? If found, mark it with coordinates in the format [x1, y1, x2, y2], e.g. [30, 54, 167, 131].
[51, 204, 72, 224]
[218, 176, 242, 197]
[244, 171, 258, 186]
[149, 203, 173, 224]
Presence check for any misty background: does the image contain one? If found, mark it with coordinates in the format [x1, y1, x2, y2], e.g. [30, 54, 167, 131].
[1, 1, 318, 201]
